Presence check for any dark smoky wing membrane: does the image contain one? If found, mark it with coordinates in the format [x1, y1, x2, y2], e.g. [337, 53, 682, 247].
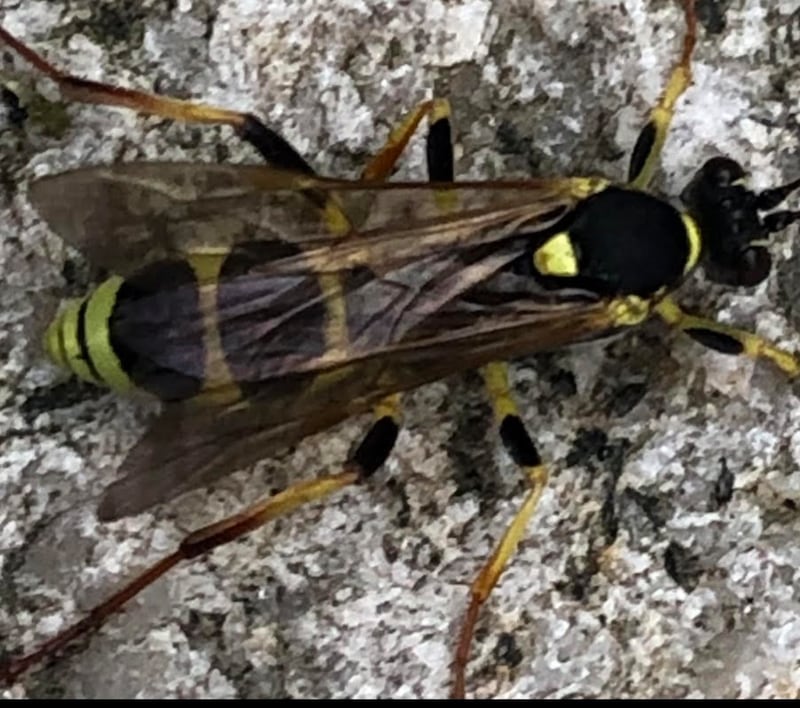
[27, 162, 579, 272]
[100, 289, 611, 521]
[77, 170, 613, 518]
[100, 171, 588, 389]
[28, 163, 340, 275]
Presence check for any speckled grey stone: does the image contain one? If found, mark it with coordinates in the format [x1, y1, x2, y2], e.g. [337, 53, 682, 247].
[2, 0, 800, 699]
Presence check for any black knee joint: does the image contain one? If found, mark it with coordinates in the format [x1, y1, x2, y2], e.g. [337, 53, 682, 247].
[685, 328, 744, 355]
[499, 415, 542, 468]
[628, 121, 657, 183]
[426, 118, 454, 182]
[350, 416, 399, 479]
[238, 113, 315, 174]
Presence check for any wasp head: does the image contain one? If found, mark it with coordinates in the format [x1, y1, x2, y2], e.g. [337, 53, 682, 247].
[681, 156, 800, 287]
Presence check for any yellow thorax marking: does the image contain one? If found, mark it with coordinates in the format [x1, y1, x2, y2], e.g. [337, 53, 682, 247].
[189, 253, 242, 406]
[533, 232, 578, 277]
[681, 213, 702, 274]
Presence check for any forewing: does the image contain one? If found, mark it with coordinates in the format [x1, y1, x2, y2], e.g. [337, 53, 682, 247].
[32, 161, 614, 519]
[97, 399, 346, 520]
[29, 163, 322, 274]
[111, 231, 567, 386]
[92, 171, 584, 389]
[28, 162, 581, 275]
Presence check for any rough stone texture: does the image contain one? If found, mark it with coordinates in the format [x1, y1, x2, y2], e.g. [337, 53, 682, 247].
[2, 0, 800, 699]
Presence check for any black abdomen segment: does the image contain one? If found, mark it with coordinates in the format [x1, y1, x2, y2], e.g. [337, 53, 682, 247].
[109, 260, 204, 401]
[107, 241, 330, 403]
[217, 240, 328, 397]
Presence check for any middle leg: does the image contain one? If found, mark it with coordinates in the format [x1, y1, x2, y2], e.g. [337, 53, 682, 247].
[451, 362, 550, 699]
[339, 97, 456, 474]
[403, 98, 554, 699]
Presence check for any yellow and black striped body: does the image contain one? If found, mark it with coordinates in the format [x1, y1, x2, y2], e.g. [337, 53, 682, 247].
[45, 240, 321, 405]
[43, 182, 703, 406]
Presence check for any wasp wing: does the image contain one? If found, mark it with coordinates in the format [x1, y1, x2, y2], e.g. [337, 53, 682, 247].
[30, 162, 616, 519]
[28, 162, 585, 274]
[98, 293, 617, 520]
[63, 166, 590, 393]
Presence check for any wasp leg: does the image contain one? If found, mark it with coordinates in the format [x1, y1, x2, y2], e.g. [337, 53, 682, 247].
[0, 26, 314, 173]
[361, 98, 452, 181]
[451, 362, 549, 699]
[0, 459, 397, 687]
[627, 0, 697, 188]
[315, 99, 453, 592]
[402, 101, 548, 698]
[427, 99, 543, 697]
[656, 297, 800, 377]
[347, 99, 454, 458]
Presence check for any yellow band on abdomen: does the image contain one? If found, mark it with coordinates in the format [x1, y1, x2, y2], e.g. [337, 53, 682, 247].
[42, 276, 134, 394]
[83, 276, 134, 394]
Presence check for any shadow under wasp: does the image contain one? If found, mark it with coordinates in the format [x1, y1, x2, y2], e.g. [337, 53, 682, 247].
[1, 0, 800, 698]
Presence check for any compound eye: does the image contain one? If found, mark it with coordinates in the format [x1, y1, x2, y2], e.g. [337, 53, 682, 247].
[702, 157, 746, 188]
[736, 246, 771, 287]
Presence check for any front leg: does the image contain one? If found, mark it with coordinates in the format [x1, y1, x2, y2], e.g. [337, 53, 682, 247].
[656, 297, 800, 378]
